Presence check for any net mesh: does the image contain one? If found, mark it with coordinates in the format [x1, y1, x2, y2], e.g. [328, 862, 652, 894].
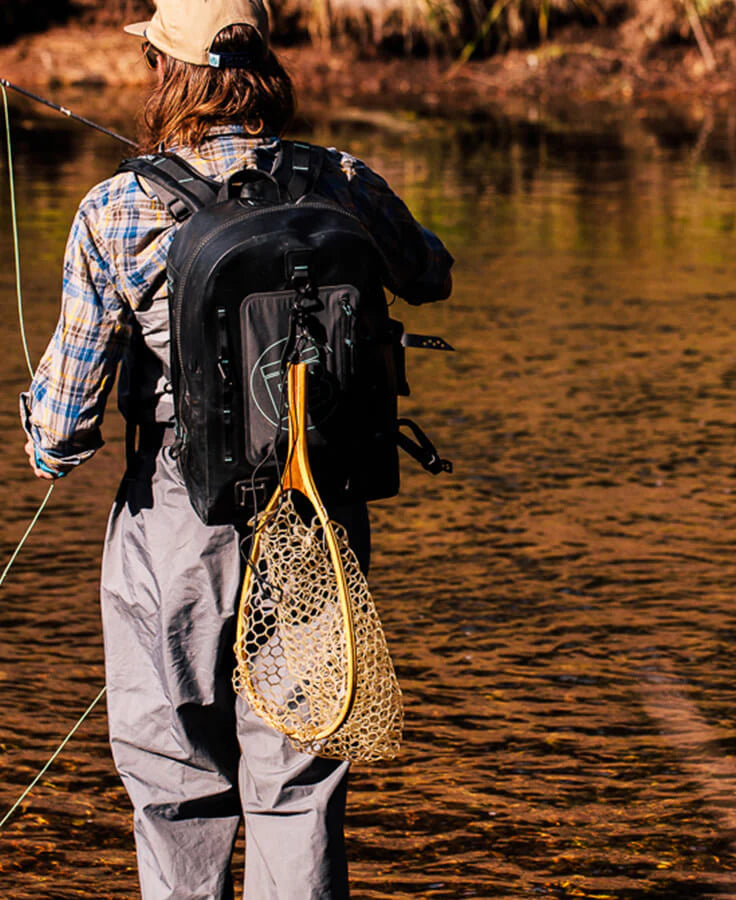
[233, 495, 403, 762]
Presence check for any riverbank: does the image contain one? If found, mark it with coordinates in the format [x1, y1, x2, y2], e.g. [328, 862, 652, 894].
[0, 22, 735, 129]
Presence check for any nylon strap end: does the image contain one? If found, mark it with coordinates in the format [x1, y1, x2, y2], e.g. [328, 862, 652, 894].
[396, 418, 453, 476]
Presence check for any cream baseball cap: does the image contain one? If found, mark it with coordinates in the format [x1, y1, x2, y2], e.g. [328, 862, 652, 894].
[124, 0, 270, 67]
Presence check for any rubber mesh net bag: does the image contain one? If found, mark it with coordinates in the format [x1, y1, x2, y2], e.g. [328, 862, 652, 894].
[233, 495, 403, 762]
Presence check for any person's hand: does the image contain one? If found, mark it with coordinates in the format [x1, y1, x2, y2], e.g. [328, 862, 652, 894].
[24, 440, 55, 480]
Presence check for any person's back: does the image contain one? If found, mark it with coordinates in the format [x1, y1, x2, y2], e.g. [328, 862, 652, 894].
[21, 2, 453, 897]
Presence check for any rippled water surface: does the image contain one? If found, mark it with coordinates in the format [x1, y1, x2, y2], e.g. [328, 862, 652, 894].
[2, 90, 736, 899]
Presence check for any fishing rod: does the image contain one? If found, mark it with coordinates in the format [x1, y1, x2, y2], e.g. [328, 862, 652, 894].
[0, 78, 136, 148]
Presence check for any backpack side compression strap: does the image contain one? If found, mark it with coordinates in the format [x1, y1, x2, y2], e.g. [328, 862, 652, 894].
[396, 418, 453, 475]
[117, 154, 221, 221]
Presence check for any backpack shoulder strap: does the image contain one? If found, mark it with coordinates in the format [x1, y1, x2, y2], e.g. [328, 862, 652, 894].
[117, 154, 221, 222]
[271, 140, 326, 202]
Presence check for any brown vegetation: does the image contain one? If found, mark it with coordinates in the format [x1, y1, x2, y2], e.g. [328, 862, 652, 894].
[4, 0, 736, 63]
[0, 0, 735, 116]
[73, 1, 153, 27]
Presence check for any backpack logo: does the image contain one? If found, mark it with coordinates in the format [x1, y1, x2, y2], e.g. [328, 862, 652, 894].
[250, 338, 337, 430]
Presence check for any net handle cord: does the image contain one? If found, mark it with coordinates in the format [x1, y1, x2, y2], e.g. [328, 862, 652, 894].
[235, 362, 358, 740]
[0, 85, 106, 831]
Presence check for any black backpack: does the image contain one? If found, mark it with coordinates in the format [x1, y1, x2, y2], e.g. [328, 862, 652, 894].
[118, 141, 452, 525]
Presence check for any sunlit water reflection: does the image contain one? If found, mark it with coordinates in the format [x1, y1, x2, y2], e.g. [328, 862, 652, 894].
[2, 90, 736, 899]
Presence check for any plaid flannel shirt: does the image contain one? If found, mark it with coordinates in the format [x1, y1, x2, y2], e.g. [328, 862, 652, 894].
[21, 127, 453, 474]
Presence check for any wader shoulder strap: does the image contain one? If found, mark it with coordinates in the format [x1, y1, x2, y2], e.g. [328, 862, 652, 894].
[117, 154, 221, 221]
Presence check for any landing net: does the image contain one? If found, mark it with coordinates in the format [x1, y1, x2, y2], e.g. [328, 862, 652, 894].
[233, 495, 403, 762]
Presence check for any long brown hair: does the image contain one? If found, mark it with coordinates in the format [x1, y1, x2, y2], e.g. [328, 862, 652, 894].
[139, 24, 296, 151]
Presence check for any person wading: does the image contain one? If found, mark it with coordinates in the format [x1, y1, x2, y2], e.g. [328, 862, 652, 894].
[20, 1, 453, 897]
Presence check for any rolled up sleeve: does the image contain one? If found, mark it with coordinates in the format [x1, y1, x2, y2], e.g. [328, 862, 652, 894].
[21, 190, 133, 475]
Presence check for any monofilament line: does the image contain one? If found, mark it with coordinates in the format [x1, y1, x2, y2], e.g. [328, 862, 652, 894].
[0, 686, 107, 830]
[0, 83, 108, 834]
[1, 83, 56, 585]
[2, 83, 34, 379]
[0, 81, 90, 831]
[0, 482, 54, 587]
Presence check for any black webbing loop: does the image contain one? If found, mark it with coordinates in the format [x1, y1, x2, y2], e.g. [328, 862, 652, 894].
[396, 418, 453, 475]
[271, 141, 325, 202]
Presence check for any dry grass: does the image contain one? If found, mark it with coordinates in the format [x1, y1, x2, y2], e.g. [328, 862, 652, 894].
[280, 0, 461, 49]
[6, 0, 736, 58]
[620, 0, 736, 54]
[270, 0, 736, 55]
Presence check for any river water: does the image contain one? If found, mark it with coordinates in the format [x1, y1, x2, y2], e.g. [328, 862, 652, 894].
[2, 89, 736, 899]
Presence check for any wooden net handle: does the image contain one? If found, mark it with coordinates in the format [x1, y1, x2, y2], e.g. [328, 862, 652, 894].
[236, 363, 357, 740]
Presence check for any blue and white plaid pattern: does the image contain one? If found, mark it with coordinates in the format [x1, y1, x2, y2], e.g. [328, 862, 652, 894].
[22, 127, 453, 473]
